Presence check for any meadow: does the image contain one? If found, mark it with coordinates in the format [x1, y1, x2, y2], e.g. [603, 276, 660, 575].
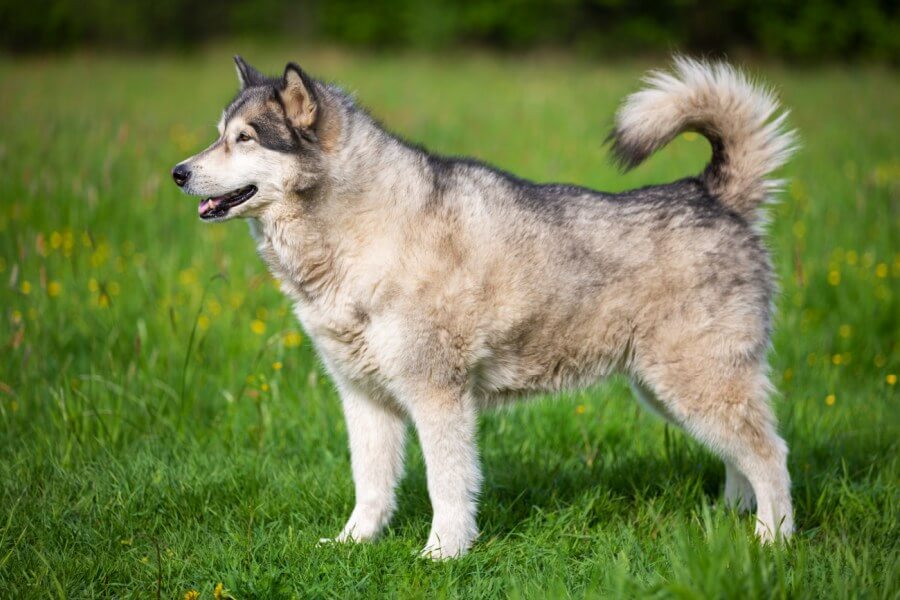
[0, 46, 897, 598]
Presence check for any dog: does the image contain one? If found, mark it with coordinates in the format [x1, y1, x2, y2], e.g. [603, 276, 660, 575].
[172, 55, 796, 559]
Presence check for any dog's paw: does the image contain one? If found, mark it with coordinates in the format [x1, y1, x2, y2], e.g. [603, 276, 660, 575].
[317, 537, 340, 546]
[419, 529, 475, 560]
[754, 519, 794, 544]
[323, 510, 387, 546]
[419, 543, 462, 561]
[316, 530, 363, 546]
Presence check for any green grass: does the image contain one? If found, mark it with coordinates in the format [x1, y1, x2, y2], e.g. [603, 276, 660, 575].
[0, 46, 898, 598]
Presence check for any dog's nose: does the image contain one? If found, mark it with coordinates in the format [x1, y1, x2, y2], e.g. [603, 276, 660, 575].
[172, 164, 191, 187]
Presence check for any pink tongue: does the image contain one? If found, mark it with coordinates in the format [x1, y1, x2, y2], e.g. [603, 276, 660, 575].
[198, 198, 219, 215]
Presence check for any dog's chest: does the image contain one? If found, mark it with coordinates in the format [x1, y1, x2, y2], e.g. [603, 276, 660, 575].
[250, 221, 381, 382]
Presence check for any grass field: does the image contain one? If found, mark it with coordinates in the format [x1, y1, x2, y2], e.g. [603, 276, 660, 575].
[0, 46, 898, 598]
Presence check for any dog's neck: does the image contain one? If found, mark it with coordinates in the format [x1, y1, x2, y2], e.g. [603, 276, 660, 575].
[250, 110, 427, 307]
[250, 207, 331, 302]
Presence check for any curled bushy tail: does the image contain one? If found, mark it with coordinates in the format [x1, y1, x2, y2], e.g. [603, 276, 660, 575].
[609, 57, 797, 219]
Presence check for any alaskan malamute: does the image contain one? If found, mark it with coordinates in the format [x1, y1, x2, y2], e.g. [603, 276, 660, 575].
[173, 56, 796, 558]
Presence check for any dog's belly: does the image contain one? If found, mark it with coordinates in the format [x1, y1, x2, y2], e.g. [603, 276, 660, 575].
[473, 331, 626, 403]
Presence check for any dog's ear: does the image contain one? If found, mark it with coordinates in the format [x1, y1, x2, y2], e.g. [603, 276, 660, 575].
[280, 63, 318, 131]
[234, 55, 265, 90]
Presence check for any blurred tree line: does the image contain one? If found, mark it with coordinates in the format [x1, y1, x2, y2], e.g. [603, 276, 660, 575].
[1, 0, 897, 62]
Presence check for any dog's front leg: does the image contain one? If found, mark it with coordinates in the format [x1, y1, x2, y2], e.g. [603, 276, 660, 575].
[405, 386, 481, 559]
[327, 381, 408, 544]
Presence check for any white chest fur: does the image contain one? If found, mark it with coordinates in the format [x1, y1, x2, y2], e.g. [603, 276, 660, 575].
[247, 218, 385, 386]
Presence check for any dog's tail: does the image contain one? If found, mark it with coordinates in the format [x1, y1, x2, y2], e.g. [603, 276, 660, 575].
[609, 57, 797, 220]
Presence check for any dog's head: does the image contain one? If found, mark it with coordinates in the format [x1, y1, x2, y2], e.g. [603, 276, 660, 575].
[172, 56, 330, 222]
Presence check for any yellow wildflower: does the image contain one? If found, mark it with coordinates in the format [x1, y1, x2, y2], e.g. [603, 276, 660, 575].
[827, 270, 840, 286]
[179, 268, 198, 286]
[825, 394, 836, 406]
[838, 324, 851, 338]
[832, 354, 843, 365]
[250, 320, 266, 335]
[575, 404, 586, 415]
[197, 314, 210, 330]
[90, 242, 109, 267]
[48, 281, 62, 297]
[261, 382, 269, 392]
[20, 280, 31, 295]
[214, 583, 225, 600]
[88, 278, 99, 292]
[887, 374, 897, 386]
[283, 331, 303, 347]
[272, 361, 283, 371]
[50, 231, 62, 249]
[184, 591, 199, 600]
[875, 263, 887, 278]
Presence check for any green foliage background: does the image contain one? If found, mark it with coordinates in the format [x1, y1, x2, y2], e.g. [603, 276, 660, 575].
[1, 0, 898, 62]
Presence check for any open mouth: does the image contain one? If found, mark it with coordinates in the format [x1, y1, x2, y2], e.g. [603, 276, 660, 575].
[198, 185, 257, 220]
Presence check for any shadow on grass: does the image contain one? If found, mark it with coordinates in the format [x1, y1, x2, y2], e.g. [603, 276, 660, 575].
[385, 414, 893, 541]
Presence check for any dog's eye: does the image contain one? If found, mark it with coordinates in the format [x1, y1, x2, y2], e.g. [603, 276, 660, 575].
[237, 132, 252, 143]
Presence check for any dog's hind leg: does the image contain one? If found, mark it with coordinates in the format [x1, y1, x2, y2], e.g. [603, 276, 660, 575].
[327, 380, 408, 544]
[724, 461, 757, 513]
[635, 359, 792, 541]
[631, 379, 757, 513]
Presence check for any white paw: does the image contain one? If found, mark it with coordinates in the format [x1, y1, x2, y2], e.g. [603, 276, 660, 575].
[754, 518, 794, 543]
[316, 531, 365, 546]
[419, 527, 476, 560]
[324, 508, 389, 546]
[317, 537, 340, 546]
